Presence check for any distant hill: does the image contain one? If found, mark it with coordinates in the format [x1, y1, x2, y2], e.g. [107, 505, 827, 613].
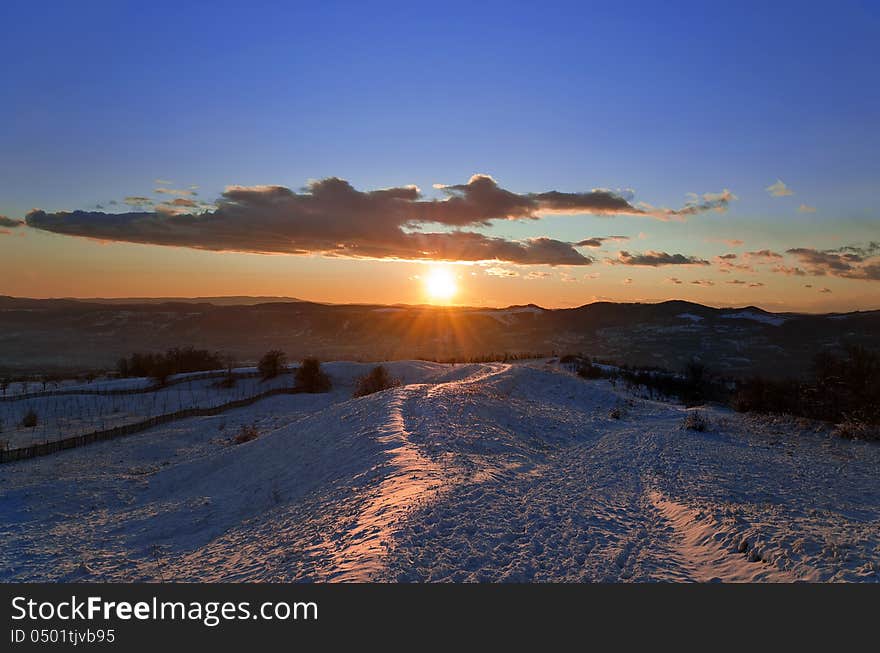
[0, 296, 877, 377]
[65, 296, 308, 306]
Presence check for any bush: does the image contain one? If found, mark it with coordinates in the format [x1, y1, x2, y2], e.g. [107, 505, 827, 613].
[21, 409, 38, 428]
[578, 363, 603, 380]
[117, 347, 224, 379]
[833, 419, 880, 441]
[354, 365, 400, 397]
[682, 410, 710, 432]
[215, 374, 237, 389]
[258, 350, 287, 380]
[234, 424, 259, 444]
[609, 406, 622, 420]
[295, 358, 331, 393]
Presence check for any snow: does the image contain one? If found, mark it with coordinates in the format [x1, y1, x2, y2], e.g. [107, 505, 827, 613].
[720, 311, 786, 327]
[677, 313, 704, 322]
[1, 361, 878, 582]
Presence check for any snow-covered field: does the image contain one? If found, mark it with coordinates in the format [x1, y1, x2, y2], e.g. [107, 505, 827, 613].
[1, 360, 878, 582]
[0, 372, 296, 449]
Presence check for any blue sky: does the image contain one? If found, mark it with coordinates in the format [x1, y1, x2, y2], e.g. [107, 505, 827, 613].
[1, 1, 878, 310]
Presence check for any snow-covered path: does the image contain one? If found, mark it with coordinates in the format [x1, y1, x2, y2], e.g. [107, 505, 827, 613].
[1, 361, 878, 582]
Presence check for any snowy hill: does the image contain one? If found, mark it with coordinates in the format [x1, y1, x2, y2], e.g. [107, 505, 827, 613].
[2, 360, 878, 582]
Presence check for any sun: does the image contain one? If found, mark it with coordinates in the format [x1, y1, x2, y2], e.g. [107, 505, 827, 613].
[424, 266, 458, 303]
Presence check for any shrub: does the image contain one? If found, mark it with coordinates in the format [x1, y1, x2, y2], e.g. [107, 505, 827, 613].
[294, 358, 331, 393]
[833, 419, 880, 441]
[117, 347, 224, 378]
[682, 410, 710, 432]
[578, 363, 603, 380]
[258, 350, 287, 380]
[21, 409, 38, 428]
[354, 365, 400, 397]
[234, 424, 259, 444]
[609, 406, 622, 420]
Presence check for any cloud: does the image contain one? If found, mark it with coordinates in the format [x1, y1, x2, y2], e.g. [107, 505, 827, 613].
[784, 247, 880, 280]
[575, 235, 630, 248]
[713, 253, 754, 273]
[707, 237, 745, 247]
[665, 277, 683, 284]
[622, 278, 633, 285]
[798, 204, 816, 213]
[24, 175, 740, 263]
[728, 279, 764, 288]
[525, 271, 551, 279]
[430, 175, 733, 222]
[773, 264, 807, 276]
[30, 177, 628, 265]
[484, 266, 519, 277]
[156, 197, 203, 215]
[766, 179, 794, 197]
[690, 279, 715, 287]
[123, 196, 153, 207]
[155, 188, 198, 197]
[612, 250, 710, 266]
[155, 179, 174, 185]
[636, 189, 737, 220]
[559, 272, 578, 282]
[820, 287, 832, 293]
[826, 241, 880, 257]
[0, 216, 24, 228]
[744, 249, 783, 260]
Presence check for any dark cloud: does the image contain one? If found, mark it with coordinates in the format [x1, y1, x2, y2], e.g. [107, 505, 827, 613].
[784, 247, 880, 280]
[745, 249, 783, 260]
[714, 253, 755, 273]
[575, 235, 630, 247]
[727, 279, 764, 288]
[26, 200, 593, 265]
[825, 241, 880, 257]
[613, 250, 710, 266]
[24, 176, 737, 264]
[773, 264, 807, 276]
[0, 216, 24, 228]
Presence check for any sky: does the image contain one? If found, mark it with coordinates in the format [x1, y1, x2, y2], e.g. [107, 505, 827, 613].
[1, 0, 878, 311]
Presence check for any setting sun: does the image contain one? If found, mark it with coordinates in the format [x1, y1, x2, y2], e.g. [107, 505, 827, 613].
[424, 266, 458, 303]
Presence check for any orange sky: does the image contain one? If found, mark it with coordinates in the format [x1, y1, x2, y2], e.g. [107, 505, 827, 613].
[3, 229, 877, 313]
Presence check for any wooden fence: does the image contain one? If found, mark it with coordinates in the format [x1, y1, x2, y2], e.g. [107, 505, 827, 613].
[0, 369, 294, 402]
[0, 386, 297, 464]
